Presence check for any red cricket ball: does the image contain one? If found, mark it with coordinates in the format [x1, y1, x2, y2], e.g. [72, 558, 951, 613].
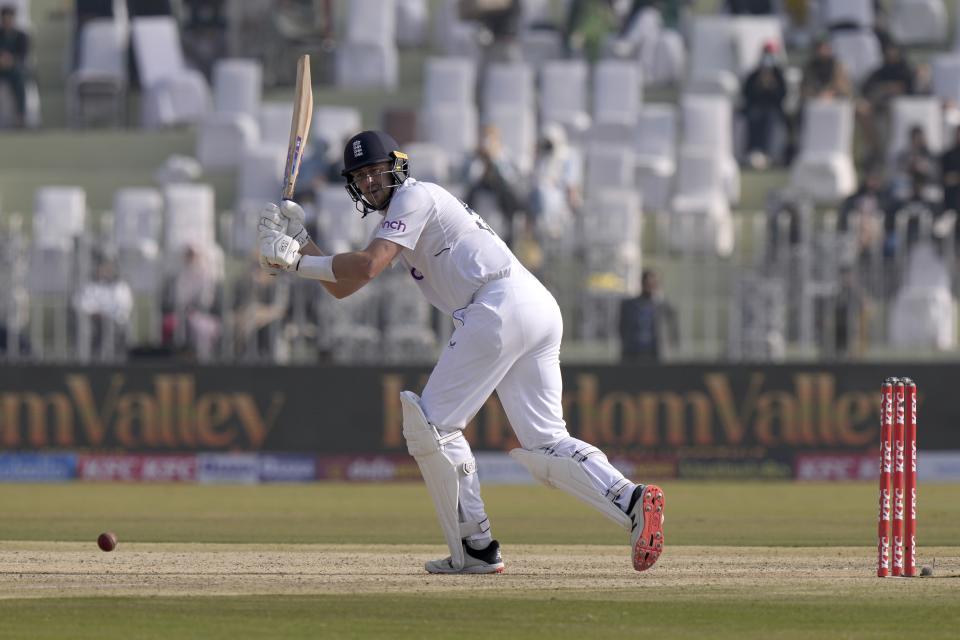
[97, 531, 118, 552]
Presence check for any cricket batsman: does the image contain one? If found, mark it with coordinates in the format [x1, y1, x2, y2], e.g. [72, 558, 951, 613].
[258, 130, 664, 574]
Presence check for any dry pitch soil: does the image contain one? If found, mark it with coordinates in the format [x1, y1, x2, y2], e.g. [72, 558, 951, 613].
[1, 542, 957, 599]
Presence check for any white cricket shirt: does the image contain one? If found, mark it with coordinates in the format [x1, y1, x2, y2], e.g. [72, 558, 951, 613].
[373, 178, 517, 316]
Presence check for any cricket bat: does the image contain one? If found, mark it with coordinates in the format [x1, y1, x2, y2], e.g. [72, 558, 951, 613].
[281, 54, 314, 201]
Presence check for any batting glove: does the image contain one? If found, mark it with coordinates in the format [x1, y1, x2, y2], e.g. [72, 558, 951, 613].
[279, 199, 312, 248]
[258, 205, 301, 272]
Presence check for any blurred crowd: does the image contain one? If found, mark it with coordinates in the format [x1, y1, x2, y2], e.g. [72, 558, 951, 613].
[1, 0, 959, 364]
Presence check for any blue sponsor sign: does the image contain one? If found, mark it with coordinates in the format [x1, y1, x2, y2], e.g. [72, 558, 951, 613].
[259, 453, 316, 482]
[0, 453, 77, 482]
[197, 453, 259, 484]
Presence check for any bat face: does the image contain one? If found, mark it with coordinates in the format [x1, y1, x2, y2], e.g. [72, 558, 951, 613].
[281, 55, 314, 201]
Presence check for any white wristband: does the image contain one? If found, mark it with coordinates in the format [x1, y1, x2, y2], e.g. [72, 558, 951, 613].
[295, 255, 338, 282]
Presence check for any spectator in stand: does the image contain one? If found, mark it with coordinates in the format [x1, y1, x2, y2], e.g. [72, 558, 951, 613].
[886, 176, 940, 258]
[528, 123, 582, 243]
[563, 0, 617, 61]
[161, 243, 222, 361]
[294, 137, 344, 202]
[126, 0, 173, 16]
[830, 265, 872, 359]
[800, 36, 852, 101]
[459, 0, 523, 62]
[940, 125, 960, 215]
[795, 36, 851, 160]
[741, 41, 788, 170]
[838, 169, 887, 275]
[182, 0, 228, 79]
[232, 256, 291, 360]
[0, 5, 29, 127]
[274, 0, 336, 44]
[858, 45, 917, 166]
[617, 1, 690, 35]
[840, 168, 888, 232]
[891, 125, 938, 202]
[725, 0, 774, 14]
[72, 251, 133, 360]
[464, 123, 527, 246]
[618, 269, 678, 363]
[0, 232, 29, 357]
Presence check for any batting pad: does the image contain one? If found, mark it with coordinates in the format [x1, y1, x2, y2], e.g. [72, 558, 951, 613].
[510, 448, 633, 531]
[401, 391, 477, 570]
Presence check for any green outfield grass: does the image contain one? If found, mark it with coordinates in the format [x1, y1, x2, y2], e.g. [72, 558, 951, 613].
[1, 481, 957, 546]
[1, 482, 959, 639]
[6, 591, 958, 640]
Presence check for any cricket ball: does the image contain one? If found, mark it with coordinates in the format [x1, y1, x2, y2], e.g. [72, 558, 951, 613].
[97, 531, 118, 552]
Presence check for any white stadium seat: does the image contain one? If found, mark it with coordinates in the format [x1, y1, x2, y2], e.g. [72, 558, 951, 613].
[236, 147, 287, 213]
[418, 104, 478, 172]
[258, 101, 294, 152]
[67, 18, 128, 127]
[635, 104, 677, 212]
[404, 142, 451, 183]
[164, 183, 216, 253]
[212, 58, 262, 116]
[132, 16, 211, 128]
[33, 187, 86, 250]
[585, 146, 636, 200]
[789, 99, 857, 203]
[28, 186, 86, 295]
[830, 30, 882, 86]
[539, 59, 591, 134]
[424, 57, 476, 108]
[316, 186, 370, 254]
[890, 244, 956, 349]
[593, 59, 642, 127]
[196, 111, 259, 171]
[681, 94, 739, 204]
[396, 0, 428, 47]
[335, 0, 398, 89]
[312, 105, 363, 152]
[482, 61, 535, 115]
[822, 0, 874, 28]
[686, 16, 739, 96]
[890, 0, 948, 46]
[113, 188, 163, 293]
[932, 55, 960, 104]
[669, 149, 734, 256]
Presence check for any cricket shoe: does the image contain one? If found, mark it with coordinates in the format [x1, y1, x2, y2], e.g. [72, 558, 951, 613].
[425, 539, 505, 574]
[627, 484, 665, 572]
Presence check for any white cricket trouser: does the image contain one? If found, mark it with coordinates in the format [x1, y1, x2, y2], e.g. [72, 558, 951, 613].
[419, 272, 632, 542]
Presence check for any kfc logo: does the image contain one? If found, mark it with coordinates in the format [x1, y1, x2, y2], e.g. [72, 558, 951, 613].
[896, 388, 905, 425]
[893, 538, 904, 569]
[353, 140, 363, 157]
[879, 488, 891, 521]
[893, 487, 904, 520]
[881, 442, 892, 473]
